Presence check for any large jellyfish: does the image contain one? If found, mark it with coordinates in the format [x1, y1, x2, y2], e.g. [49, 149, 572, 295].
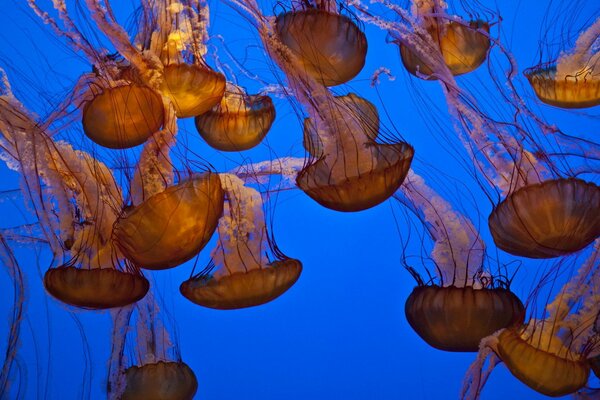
[0, 76, 148, 309]
[462, 241, 600, 398]
[108, 294, 198, 400]
[525, 18, 600, 109]
[398, 0, 490, 79]
[180, 174, 301, 309]
[274, 0, 367, 86]
[397, 170, 524, 352]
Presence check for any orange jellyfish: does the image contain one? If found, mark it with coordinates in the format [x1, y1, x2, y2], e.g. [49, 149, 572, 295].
[462, 242, 600, 399]
[137, 0, 226, 118]
[180, 174, 301, 309]
[195, 84, 276, 151]
[525, 19, 599, 109]
[113, 172, 224, 270]
[488, 178, 600, 259]
[398, 171, 524, 352]
[296, 93, 414, 212]
[108, 295, 197, 400]
[28, 0, 166, 149]
[0, 84, 149, 309]
[274, 4, 367, 86]
[398, 0, 490, 79]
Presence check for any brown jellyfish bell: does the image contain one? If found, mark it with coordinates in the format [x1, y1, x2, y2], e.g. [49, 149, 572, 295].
[122, 361, 198, 400]
[398, 171, 524, 352]
[113, 172, 224, 270]
[461, 242, 600, 399]
[489, 178, 600, 259]
[296, 93, 414, 212]
[399, 1, 490, 79]
[274, 5, 367, 86]
[195, 83, 276, 151]
[180, 174, 301, 309]
[525, 19, 599, 109]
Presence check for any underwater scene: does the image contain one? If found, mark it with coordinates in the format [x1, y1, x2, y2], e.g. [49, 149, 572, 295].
[0, 0, 598, 399]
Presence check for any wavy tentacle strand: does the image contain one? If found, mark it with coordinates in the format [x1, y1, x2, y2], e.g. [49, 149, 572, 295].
[398, 170, 485, 287]
[556, 18, 600, 80]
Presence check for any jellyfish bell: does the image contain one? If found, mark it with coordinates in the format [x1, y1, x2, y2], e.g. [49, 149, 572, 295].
[496, 325, 590, 397]
[180, 174, 302, 309]
[405, 285, 524, 352]
[399, 19, 491, 79]
[82, 83, 164, 149]
[274, 8, 367, 86]
[122, 361, 198, 400]
[488, 178, 600, 259]
[296, 93, 414, 212]
[195, 84, 276, 151]
[113, 172, 224, 270]
[525, 19, 600, 109]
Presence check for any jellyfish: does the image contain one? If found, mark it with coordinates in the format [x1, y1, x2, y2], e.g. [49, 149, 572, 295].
[108, 294, 198, 400]
[398, 0, 490, 79]
[113, 172, 224, 270]
[462, 241, 600, 398]
[29, 0, 166, 150]
[180, 174, 301, 309]
[0, 73, 149, 309]
[525, 18, 599, 109]
[296, 92, 414, 212]
[195, 83, 276, 151]
[135, 0, 227, 118]
[274, 0, 367, 86]
[397, 170, 524, 352]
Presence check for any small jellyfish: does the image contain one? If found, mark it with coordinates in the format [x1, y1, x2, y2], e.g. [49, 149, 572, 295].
[275, 7, 367, 86]
[108, 294, 198, 400]
[180, 174, 301, 309]
[195, 84, 276, 151]
[525, 19, 599, 109]
[398, 1, 490, 79]
[488, 178, 600, 259]
[113, 172, 224, 270]
[296, 93, 414, 212]
[398, 171, 524, 352]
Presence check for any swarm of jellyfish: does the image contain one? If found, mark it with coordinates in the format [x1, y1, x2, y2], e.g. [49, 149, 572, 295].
[0, 0, 598, 398]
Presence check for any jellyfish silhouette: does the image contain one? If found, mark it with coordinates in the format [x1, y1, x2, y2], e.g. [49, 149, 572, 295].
[0, 86, 148, 309]
[398, 0, 490, 79]
[114, 172, 224, 270]
[180, 174, 301, 309]
[274, 1, 367, 86]
[461, 241, 600, 398]
[525, 19, 599, 109]
[397, 171, 524, 352]
[195, 83, 276, 151]
[108, 294, 198, 400]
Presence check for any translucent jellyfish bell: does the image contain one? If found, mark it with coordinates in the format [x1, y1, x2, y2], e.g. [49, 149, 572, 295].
[122, 361, 198, 400]
[180, 174, 302, 309]
[296, 93, 414, 212]
[496, 327, 590, 396]
[275, 9, 367, 86]
[400, 20, 490, 79]
[488, 178, 600, 259]
[525, 19, 600, 109]
[195, 84, 276, 151]
[113, 172, 224, 270]
[82, 84, 164, 149]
